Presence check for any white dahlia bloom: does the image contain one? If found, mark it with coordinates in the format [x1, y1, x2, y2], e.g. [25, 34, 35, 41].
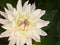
[0, 0, 50, 45]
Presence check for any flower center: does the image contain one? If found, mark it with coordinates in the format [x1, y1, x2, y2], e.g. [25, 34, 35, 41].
[24, 19, 29, 26]
[17, 19, 30, 30]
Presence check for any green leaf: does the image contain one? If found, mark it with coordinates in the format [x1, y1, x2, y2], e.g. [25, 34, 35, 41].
[41, 10, 57, 21]
[56, 40, 60, 45]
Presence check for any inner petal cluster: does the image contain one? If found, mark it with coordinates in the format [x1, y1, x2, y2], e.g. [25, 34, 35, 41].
[15, 18, 30, 31]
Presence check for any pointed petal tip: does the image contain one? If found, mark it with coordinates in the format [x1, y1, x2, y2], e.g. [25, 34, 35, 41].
[40, 10, 46, 15]
[17, 0, 22, 12]
[38, 10, 46, 18]
[42, 21, 50, 27]
[0, 11, 7, 18]
[31, 2, 36, 11]
[32, 2, 35, 5]
[6, 3, 13, 11]
[46, 21, 50, 26]
[38, 29, 48, 36]
[36, 38, 41, 42]
[43, 33, 47, 36]
[41, 31, 47, 36]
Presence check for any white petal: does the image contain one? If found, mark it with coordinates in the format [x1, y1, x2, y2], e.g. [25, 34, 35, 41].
[32, 30, 40, 42]
[24, 4, 31, 14]
[5, 8, 14, 22]
[37, 29, 47, 36]
[26, 38, 32, 45]
[16, 38, 23, 45]
[6, 3, 13, 11]
[19, 36, 26, 45]
[9, 39, 16, 45]
[17, 0, 22, 12]
[0, 31, 10, 38]
[23, 1, 29, 11]
[8, 32, 16, 41]
[16, 39, 20, 45]
[36, 19, 50, 28]
[39, 10, 46, 17]
[32, 9, 41, 17]
[7, 14, 14, 22]
[13, 8, 19, 19]
[0, 18, 9, 25]
[5, 8, 13, 15]
[0, 11, 7, 18]
[32, 9, 46, 18]
[31, 3, 36, 12]
[2, 24, 12, 29]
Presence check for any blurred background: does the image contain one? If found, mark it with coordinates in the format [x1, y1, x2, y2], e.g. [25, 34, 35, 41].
[0, 0, 60, 45]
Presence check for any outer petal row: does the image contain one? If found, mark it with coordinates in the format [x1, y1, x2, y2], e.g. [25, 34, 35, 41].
[0, 30, 11, 38]
[0, 18, 9, 25]
[37, 29, 47, 36]
[31, 30, 40, 42]
[35, 19, 50, 28]
[6, 3, 13, 11]
[0, 11, 7, 18]
[5, 8, 15, 22]
[31, 3, 36, 12]
[17, 0, 22, 12]
[32, 9, 46, 18]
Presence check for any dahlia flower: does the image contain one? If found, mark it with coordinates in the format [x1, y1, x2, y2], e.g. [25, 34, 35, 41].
[0, 0, 49, 45]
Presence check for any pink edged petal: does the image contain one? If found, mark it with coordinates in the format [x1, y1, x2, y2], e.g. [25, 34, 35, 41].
[31, 3, 36, 12]
[32, 9, 41, 17]
[37, 29, 47, 36]
[32, 30, 40, 42]
[6, 3, 13, 11]
[9, 39, 16, 45]
[0, 11, 7, 18]
[35, 19, 50, 28]
[0, 31, 11, 38]
[32, 9, 46, 18]
[32, 36, 41, 42]
[17, 0, 22, 12]
[39, 10, 46, 18]
[39, 29, 47, 36]
[0, 18, 9, 25]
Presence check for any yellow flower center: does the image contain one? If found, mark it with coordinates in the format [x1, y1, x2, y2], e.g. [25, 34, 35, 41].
[15, 19, 30, 31]
[24, 19, 30, 26]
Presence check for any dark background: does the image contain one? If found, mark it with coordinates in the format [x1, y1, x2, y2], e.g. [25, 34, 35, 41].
[0, 0, 60, 45]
